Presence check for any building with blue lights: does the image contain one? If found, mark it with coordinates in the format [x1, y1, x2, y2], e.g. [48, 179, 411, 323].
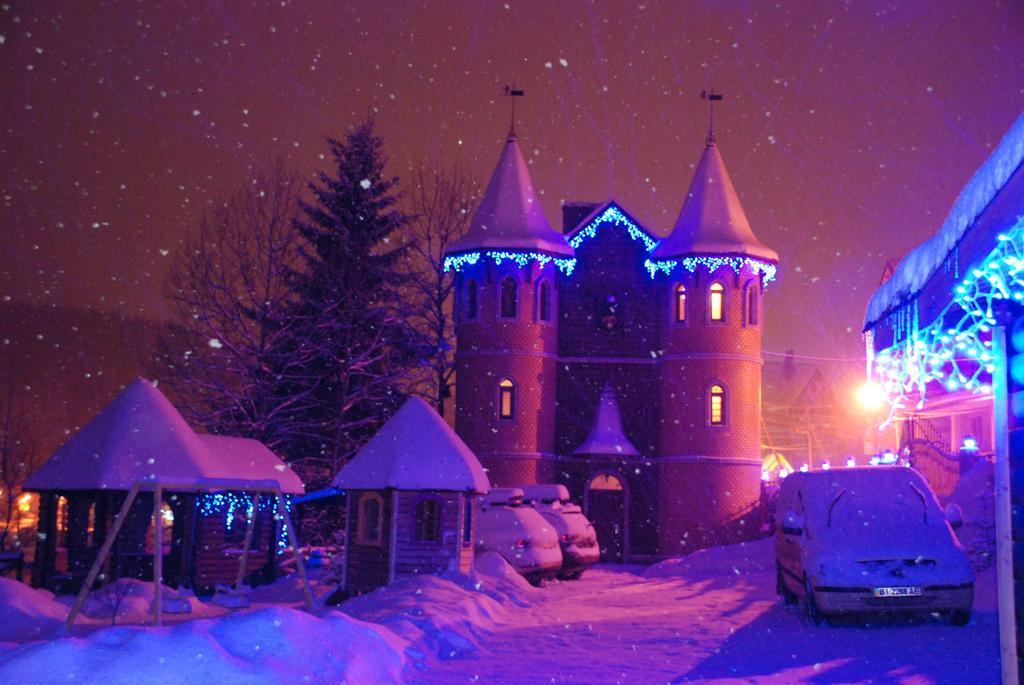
[864, 114, 1023, 680]
[444, 128, 779, 560]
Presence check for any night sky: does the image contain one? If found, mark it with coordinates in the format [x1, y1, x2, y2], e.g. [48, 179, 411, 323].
[2, 1, 1023, 362]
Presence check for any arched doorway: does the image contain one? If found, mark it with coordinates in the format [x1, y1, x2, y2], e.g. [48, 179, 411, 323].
[585, 472, 628, 562]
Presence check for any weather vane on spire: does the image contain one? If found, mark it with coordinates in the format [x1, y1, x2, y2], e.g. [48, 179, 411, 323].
[503, 83, 525, 138]
[701, 88, 723, 145]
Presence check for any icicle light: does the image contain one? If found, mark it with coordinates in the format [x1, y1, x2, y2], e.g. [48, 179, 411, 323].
[872, 217, 1024, 424]
[443, 250, 576, 276]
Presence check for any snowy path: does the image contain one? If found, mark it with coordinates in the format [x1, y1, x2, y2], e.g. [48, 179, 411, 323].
[409, 547, 999, 685]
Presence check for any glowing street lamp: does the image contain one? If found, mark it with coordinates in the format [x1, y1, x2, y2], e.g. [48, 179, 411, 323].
[855, 381, 887, 413]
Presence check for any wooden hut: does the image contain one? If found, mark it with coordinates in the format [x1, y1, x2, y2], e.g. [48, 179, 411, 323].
[331, 397, 490, 597]
[25, 379, 305, 596]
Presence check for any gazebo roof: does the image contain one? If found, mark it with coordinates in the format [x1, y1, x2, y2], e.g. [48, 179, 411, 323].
[332, 397, 490, 493]
[24, 379, 303, 494]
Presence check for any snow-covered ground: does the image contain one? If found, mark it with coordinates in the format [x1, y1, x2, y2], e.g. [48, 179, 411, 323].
[0, 540, 999, 684]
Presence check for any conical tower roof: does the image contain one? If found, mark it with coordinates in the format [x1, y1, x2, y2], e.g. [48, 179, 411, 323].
[572, 384, 640, 457]
[333, 397, 490, 493]
[652, 142, 778, 262]
[26, 379, 224, 491]
[446, 135, 573, 257]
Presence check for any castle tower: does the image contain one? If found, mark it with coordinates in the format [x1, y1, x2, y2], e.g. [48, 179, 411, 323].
[444, 132, 575, 486]
[649, 138, 779, 554]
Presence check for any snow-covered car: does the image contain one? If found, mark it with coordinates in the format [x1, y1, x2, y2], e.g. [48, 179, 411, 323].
[775, 466, 973, 625]
[520, 484, 599, 579]
[477, 488, 562, 584]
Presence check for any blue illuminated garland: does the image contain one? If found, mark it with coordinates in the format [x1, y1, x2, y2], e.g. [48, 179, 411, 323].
[443, 250, 576, 275]
[644, 255, 778, 285]
[873, 217, 1024, 423]
[197, 491, 293, 554]
[568, 205, 659, 252]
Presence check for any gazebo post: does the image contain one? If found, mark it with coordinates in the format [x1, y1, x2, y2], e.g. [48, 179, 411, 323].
[65, 481, 141, 630]
[235, 492, 260, 587]
[275, 485, 315, 610]
[152, 484, 163, 626]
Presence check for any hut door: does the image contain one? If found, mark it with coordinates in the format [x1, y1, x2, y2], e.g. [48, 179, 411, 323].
[586, 473, 626, 562]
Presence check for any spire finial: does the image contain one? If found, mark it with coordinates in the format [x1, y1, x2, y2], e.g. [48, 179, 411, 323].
[503, 83, 525, 139]
[701, 88, 723, 146]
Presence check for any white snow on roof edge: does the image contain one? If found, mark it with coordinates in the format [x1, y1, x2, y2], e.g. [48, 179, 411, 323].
[864, 113, 1024, 328]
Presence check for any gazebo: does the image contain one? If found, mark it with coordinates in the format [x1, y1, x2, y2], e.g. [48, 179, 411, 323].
[24, 378, 312, 624]
[331, 397, 490, 598]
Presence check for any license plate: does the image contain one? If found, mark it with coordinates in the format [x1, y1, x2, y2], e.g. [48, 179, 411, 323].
[873, 586, 922, 598]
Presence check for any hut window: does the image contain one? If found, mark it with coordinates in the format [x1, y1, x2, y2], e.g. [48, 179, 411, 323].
[709, 282, 725, 321]
[498, 378, 516, 420]
[745, 283, 758, 326]
[500, 277, 518, 318]
[675, 284, 686, 322]
[415, 499, 442, 542]
[357, 492, 384, 546]
[709, 384, 726, 425]
[465, 280, 478, 320]
[537, 281, 552, 322]
[462, 501, 473, 547]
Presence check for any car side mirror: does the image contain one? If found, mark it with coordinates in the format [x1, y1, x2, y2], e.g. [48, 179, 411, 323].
[781, 511, 804, 536]
[945, 503, 964, 530]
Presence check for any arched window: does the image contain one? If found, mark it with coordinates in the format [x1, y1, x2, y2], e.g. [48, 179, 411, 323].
[415, 499, 442, 542]
[357, 492, 384, 546]
[675, 284, 686, 322]
[462, 500, 473, 547]
[588, 473, 624, 491]
[744, 283, 758, 326]
[465, 280, 478, 320]
[537, 281, 552, 322]
[498, 378, 516, 420]
[709, 282, 725, 322]
[500, 277, 518, 318]
[709, 384, 726, 425]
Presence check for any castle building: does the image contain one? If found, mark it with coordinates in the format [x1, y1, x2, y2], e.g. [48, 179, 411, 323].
[444, 125, 779, 561]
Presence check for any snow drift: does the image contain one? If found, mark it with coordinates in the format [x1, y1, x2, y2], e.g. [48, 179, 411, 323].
[0, 607, 406, 684]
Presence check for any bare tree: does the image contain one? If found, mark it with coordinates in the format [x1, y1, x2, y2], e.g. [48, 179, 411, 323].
[0, 379, 41, 552]
[155, 161, 318, 459]
[404, 165, 480, 418]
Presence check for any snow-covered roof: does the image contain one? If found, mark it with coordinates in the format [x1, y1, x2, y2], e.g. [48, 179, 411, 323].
[652, 142, 778, 262]
[865, 113, 1024, 327]
[198, 435, 304, 495]
[572, 383, 640, 457]
[332, 397, 490, 493]
[25, 378, 303, 494]
[446, 135, 574, 258]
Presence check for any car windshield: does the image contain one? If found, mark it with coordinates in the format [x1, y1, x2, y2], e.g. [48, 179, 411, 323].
[807, 470, 941, 543]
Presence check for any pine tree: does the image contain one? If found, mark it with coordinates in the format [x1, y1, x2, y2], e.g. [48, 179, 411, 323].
[283, 119, 423, 483]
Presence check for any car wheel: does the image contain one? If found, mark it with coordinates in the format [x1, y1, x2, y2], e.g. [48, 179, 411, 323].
[776, 563, 798, 606]
[949, 609, 970, 626]
[804, 575, 824, 625]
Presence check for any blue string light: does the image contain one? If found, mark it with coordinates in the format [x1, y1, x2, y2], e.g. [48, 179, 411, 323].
[197, 491, 293, 554]
[443, 250, 576, 276]
[645, 255, 778, 285]
[872, 217, 1024, 423]
[568, 205, 659, 252]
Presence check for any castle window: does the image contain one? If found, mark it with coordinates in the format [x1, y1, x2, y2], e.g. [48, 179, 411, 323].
[675, 284, 686, 322]
[465, 280, 478, 320]
[414, 499, 442, 542]
[498, 378, 516, 420]
[744, 283, 758, 326]
[709, 282, 725, 322]
[356, 492, 384, 546]
[538, 281, 552, 322]
[500, 277, 518, 318]
[709, 384, 726, 425]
